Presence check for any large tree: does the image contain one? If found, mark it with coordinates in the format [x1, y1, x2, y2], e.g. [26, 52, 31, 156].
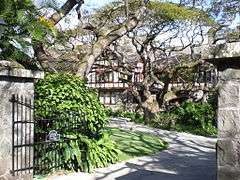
[1, 0, 237, 76]
[0, 0, 84, 68]
[84, 0, 216, 121]
[38, 0, 214, 74]
[34, 0, 145, 76]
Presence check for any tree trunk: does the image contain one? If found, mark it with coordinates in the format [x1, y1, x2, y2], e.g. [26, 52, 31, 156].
[156, 75, 171, 108]
[34, 0, 85, 70]
[141, 94, 160, 124]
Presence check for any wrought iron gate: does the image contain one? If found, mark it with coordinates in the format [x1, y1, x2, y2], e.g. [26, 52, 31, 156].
[12, 94, 86, 175]
[34, 118, 65, 175]
[11, 94, 34, 175]
[11, 95, 64, 175]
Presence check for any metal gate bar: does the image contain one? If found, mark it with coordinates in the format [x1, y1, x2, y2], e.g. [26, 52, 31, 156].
[11, 94, 34, 175]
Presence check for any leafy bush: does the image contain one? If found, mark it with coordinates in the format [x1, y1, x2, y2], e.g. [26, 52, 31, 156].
[174, 123, 217, 136]
[173, 101, 217, 136]
[35, 73, 107, 138]
[82, 133, 120, 172]
[173, 101, 215, 128]
[106, 100, 217, 137]
[60, 133, 119, 172]
[149, 112, 178, 130]
[35, 132, 120, 173]
[34, 73, 120, 173]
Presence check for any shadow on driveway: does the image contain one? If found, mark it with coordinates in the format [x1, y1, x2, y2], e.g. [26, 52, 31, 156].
[95, 121, 217, 180]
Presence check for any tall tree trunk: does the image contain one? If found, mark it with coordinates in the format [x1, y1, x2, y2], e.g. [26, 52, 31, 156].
[141, 94, 160, 124]
[156, 75, 171, 108]
[34, 0, 84, 70]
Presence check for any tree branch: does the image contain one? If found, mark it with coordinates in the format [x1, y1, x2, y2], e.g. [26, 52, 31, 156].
[50, 0, 84, 25]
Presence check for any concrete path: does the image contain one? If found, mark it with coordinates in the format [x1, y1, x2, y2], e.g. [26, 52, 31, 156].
[46, 118, 217, 180]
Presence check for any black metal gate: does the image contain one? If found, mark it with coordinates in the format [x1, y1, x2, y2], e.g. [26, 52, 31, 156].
[12, 94, 86, 175]
[11, 94, 34, 175]
[34, 118, 67, 175]
[12, 95, 64, 175]
[11, 95, 65, 175]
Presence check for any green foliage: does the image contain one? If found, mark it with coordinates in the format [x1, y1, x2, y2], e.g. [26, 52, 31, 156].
[0, 0, 55, 62]
[149, 112, 178, 130]
[110, 101, 217, 136]
[173, 101, 217, 136]
[147, 1, 214, 24]
[81, 133, 120, 172]
[174, 123, 217, 136]
[63, 133, 119, 172]
[35, 73, 120, 173]
[106, 108, 144, 123]
[173, 101, 214, 128]
[94, 0, 214, 25]
[35, 73, 107, 138]
[35, 132, 120, 174]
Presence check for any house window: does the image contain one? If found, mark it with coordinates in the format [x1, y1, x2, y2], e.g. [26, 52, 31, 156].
[99, 91, 118, 105]
[105, 92, 111, 104]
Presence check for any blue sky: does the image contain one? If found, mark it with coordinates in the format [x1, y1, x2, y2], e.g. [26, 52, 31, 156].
[35, 0, 115, 29]
[35, 0, 114, 9]
[35, 0, 239, 29]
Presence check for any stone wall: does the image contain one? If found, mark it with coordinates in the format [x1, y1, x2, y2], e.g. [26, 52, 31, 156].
[204, 42, 240, 180]
[217, 68, 240, 180]
[0, 66, 44, 180]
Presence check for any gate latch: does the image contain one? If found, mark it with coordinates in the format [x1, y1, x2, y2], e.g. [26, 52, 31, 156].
[46, 130, 60, 142]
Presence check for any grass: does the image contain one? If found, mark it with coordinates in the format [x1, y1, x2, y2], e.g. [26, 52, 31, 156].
[34, 128, 167, 179]
[108, 128, 168, 161]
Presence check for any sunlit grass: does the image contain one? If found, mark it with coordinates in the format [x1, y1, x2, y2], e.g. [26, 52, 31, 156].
[108, 128, 168, 161]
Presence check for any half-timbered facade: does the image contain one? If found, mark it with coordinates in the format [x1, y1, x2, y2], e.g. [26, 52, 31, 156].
[87, 56, 218, 108]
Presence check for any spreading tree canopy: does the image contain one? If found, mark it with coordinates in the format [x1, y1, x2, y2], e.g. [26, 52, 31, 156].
[0, 0, 238, 71]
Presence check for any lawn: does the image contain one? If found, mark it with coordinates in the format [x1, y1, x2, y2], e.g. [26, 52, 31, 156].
[34, 128, 167, 179]
[108, 128, 168, 161]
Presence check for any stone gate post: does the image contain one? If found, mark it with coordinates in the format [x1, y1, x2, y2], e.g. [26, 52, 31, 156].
[0, 61, 44, 180]
[205, 42, 240, 180]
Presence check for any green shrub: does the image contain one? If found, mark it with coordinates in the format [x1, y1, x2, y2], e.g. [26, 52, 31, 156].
[173, 101, 217, 136]
[149, 112, 178, 130]
[82, 133, 120, 172]
[34, 73, 120, 173]
[61, 133, 120, 172]
[35, 73, 107, 138]
[173, 101, 215, 128]
[174, 124, 217, 136]
[35, 132, 120, 173]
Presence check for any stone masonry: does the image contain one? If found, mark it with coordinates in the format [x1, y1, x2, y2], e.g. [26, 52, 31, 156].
[217, 68, 240, 180]
[0, 61, 44, 180]
[204, 42, 240, 180]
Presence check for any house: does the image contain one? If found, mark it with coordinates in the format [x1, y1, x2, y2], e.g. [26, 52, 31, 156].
[87, 58, 144, 107]
[86, 35, 221, 108]
[87, 56, 218, 108]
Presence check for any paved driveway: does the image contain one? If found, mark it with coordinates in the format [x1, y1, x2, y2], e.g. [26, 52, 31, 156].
[46, 118, 217, 180]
